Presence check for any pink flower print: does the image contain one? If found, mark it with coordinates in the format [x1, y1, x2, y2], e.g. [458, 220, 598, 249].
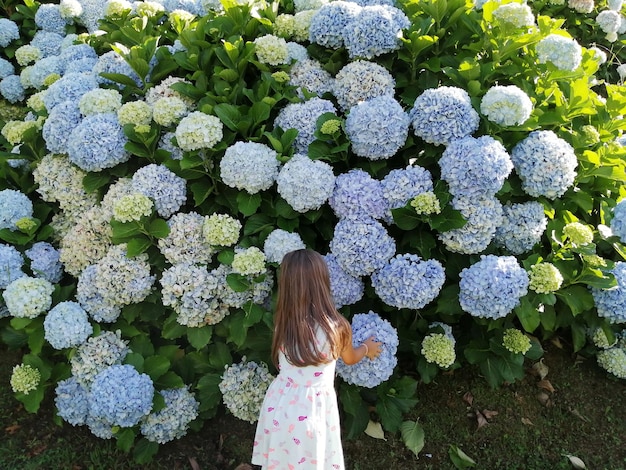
[288, 465, 295, 470]
[305, 380, 312, 386]
[264, 429, 270, 434]
[332, 465, 341, 469]
[253, 440, 259, 446]
[289, 397, 298, 404]
[293, 437, 301, 445]
[273, 419, 279, 427]
[298, 415, 307, 421]
[306, 430, 314, 439]
[311, 460, 318, 464]
[267, 407, 274, 412]
[314, 371, 323, 377]
[288, 424, 295, 433]
[298, 457, 306, 464]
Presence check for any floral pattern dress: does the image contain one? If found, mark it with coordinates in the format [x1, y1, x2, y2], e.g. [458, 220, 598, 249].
[251, 336, 344, 470]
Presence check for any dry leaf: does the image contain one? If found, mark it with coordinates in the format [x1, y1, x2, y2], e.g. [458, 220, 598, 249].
[364, 420, 386, 441]
[482, 409, 498, 420]
[551, 337, 564, 349]
[4, 424, 20, 434]
[565, 454, 587, 469]
[475, 410, 489, 430]
[569, 408, 590, 423]
[521, 417, 534, 426]
[532, 358, 549, 380]
[537, 391, 551, 407]
[29, 444, 47, 457]
[537, 379, 556, 393]
[462, 391, 474, 406]
[188, 457, 201, 470]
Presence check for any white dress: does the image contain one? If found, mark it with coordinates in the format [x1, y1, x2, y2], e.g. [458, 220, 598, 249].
[251, 335, 345, 469]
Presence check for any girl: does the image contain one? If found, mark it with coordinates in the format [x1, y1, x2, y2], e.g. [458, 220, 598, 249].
[251, 249, 382, 470]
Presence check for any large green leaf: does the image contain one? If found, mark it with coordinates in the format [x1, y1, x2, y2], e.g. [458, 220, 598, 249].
[400, 420, 425, 458]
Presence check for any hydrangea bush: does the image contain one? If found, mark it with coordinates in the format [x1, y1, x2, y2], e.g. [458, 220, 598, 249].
[0, 0, 625, 459]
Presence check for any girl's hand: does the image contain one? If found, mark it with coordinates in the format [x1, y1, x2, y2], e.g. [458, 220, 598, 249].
[363, 336, 382, 360]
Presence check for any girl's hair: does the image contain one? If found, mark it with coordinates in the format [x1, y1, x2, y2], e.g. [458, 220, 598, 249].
[271, 249, 350, 368]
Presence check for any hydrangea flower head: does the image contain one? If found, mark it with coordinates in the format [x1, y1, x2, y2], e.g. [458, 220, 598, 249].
[372, 253, 445, 310]
[42, 100, 83, 154]
[332, 60, 395, 112]
[610, 199, 626, 243]
[42, 72, 99, 111]
[152, 96, 189, 127]
[309, 1, 361, 48]
[44, 301, 93, 349]
[535, 34, 582, 71]
[563, 222, 594, 246]
[336, 311, 399, 387]
[175, 111, 223, 151]
[528, 262, 563, 294]
[277, 153, 335, 212]
[329, 169, 386, 220]
[0, 189, 34, 231]
[288, 58, 333, 98]
[591, 262, 626, 324]
[15, 45, 42, 67]
[502, 328, 531, 354]
[93, 50, 141, 87]
[345, 95, 410, 160]
[263, 229, 306, 263]
[0, 244, 26, 288]
[381, 164, 434, 215]
[344, 5, 410, 59]
[60, 0, 83, 18]
[77, 88, 122, 116]
[292, 9, 318, 42]
[158, 212, 213, 265]
[3, 276, 54, 318]
[568, 0, 594, 13]
[0, 58, 14, 79]
[118, 100, 153, 126]
[2, 120, 41, 146]
[421, 333, 456, 368]
[89, 364, 154, 427]
[274, 98, 337, 153]
[70, 330, 129, 386]
[254, 34, 289, 65]
[409, 86, 479, 146]
[480, 85, 533, 127]
[596, 347, 626, 379]
[203, 213, 241, 246]
[323, 253, 364, 308]
[113, 194, 154, 222]
[219, 359, 274, 423]
[411, 192, 441, 215]
[140, 387, 199, 443]
[25, 242, 63, 283]
[492, 2, 535, 27]
[10, 364, 41, 394]
[132, 164, 187, 218]
[511, 130, 578, 199]
[0, 75, 25, 103]
[459, 255, 529, 319]
[55, 377, 89, 426]
[220, 142, 280, 194]
[494, 202, 547, 254]
[232, 246, 266, 276]
[0, 18, 20, 47]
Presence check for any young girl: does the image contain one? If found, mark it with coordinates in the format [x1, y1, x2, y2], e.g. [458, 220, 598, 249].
[251, 249, 382, 470]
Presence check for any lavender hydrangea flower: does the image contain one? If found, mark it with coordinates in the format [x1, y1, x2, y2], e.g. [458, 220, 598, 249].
[309, 1, 361, 49]
[0, 75, 25, 103]
[42, 100, 83, 154]
[132, 164, 187, 218]
[92, 50, 142, 87]
[0, 244, 25, 288]
[0, 18, 19, 47]
[439, 136, 513, 197]
[371, 253, 445, 310]
[330, 217, 396, 276]
[592, 262, 626, 324]
[329, 169, 387, 220]
[332, 60, 395, 112]
[323, 253, 364, 308]
[89, 364, 154, 427]
[459, 255, 529, 319]
[55, 377, 89, 426]
[70, 330, 129, 386]
[345, 95, 409, 160]
[219, 359, 274, 423]
[409, 86, 480, 146]
[140, 387, 199, 444]
[276, 153, 335, 212]
[220, 142, 280, 194]
[380, 165, 434, 220]
[25, 242, 63, 283]
[158, 212, 213, 265]
[610, 199, 626, 243]
[289, 58, 333, 98]
[511, 130, 578, 199]
[494, 202, 547, 254]
[274, 97, 337, 153]
[535, 34, 583, 71]
[336, 311, 398, 387]
[35, 3, 68, 34]
[3, 276, 54, 319]
[480, 85, 533, 127]
[344, 5, 410, 59]
[44, 301, 93, 349]
[263, 229, 306, 264]
[0, 189, 33, 231]
[42, 72, 99, 111]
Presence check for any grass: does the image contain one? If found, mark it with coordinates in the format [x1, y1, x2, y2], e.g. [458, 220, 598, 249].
[1, 339, 625, 470]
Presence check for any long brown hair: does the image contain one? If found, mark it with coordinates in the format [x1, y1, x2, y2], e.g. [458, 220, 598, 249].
[271, 249, 350, 368]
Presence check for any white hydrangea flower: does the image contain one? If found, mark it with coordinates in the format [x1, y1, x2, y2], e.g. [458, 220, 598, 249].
[568, 0, 594, 13]
[492, 2, 535, 27]
[175, 111, 223, 151]
[15, 45, 41, 66]
[118, 100, 152, 126]
[253, 34, 289, 65]
[263, 229, 306, 263]
[597, 10, 622, 34]
[112, 194, 154, 222]
[535, 34, 582, 71]
[480, 85, 533, 126]
[276, 153, 335, 212]
[152, 96, 189, 127]
[79, 89, 123, 116]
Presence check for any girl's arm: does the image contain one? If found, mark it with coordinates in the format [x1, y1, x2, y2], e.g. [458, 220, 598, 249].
[340, 334, 382, 365]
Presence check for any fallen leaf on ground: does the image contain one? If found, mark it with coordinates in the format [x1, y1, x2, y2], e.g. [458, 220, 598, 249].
[29, 444, 47, 457]
[537, 391, 551, 407]
[4, 424, 20, 434]
[462, 391, 473, 406]
[364, 420, 386, 440]
[188, 457, 201, 470]
[537, 379, 555, 393]
[475, 410, 489, 430]
[569, 407, 590, 422]
[521, 417, 534, 426]
[532, 358, 549, 380]
[482, 409, 498, 420]
[564, 454, 586, 469]
[551, 337, 564, 349]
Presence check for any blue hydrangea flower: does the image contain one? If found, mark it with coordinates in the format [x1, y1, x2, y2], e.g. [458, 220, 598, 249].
[220, 142, 280, 194]
[64, 57, 97, 75]
[380, 165, 433, 219]
[55, 377, 90, 426]
[42, 72, 99, 111]
[44, 301, 93, 349]
[345, 95, 409, 160]
[25, 242, 63, 283]
[288, 58, 333, 98]
[132, 164, 187, 218]
[439, 136, 513, 197]
[29, 56, 64, 90]
[591, 262, 626, 324]
[59, 44, 98, 72]
[76, 265, 120, 323]
[0, 244, 25, 288]
[0, 18, 19, 48]
[371, 253, 445, 309]
[332, 60, 395, 112]
[459, 255, 529, 319]
[344, 5, 410, 59]
[286, 42, 308, 63]
[140, 387, 199, 444]
[70, 330, 129, 386]
[330, 217, 396, 276]
[0, 75, 25, 103]
[409, 86, 480, 146]
[511, 130, 578, 199]
[336, 311, 399, 387]
[92, 50, 142, 88]
[77, 0, 109, 32]
[30, 30, 64, 58]
[163, 0, 205, 15]
[274, 97, 337, 153]
[0, 58, 15, 80]
[35, 3, 68, 34]
[276, 153, 336, 212]
[89, 364, 154, 427]
[158, 212, 213, 265]
[43, 100, 83, 154]
[329, 169, 387, 220]
[494, 202, 547, 255]
[309, 1, 361, 49]
[67, 113, 129, 172]
[263, 229, 306, 264]
[438, 195, 503, 254]
[0, 189, 33, 231]
[610, 199, 626, 243]
[86, 415, 114, 439]
[323, 253, 364, 308]
[219, 359, 274, 423]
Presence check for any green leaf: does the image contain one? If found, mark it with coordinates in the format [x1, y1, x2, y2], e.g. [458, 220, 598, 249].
[196, 373, 223, 412]
[226, 272, 250, 292]
[115, 428, 136, 452]
[449, 445, 477, 468]
[16, 387, 45, 413]
[400, 420, 425, 458]
[514, 297, 541, 333]
[376, 395, 403, 432]
[110, 220, 142, 239]
[132, 438, 159, 464]
[162, 314, 187, 339]
[213, 103, 241, 131]
[226, 312, 248, 347]
[124, 352, 145, 372]
[83, 172, 112, 193]
[148, 219, 170, 238]
[556, 286, 595, 316]
[126, 236, 152, 257]
[155, 371, 185, 389]
[144, 355, 171, 381]
[187, 326, 213, 349]
[237, 191, 262, 216]
[392, 207, 421, 230]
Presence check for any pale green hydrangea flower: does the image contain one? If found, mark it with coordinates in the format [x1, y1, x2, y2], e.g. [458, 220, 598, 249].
[597, 347, 626, 379]
[169, 9, 196, 24]
[502, 328, 531, 355]
[105, 0, 132, 16]
[15, 45, 41, 66]
[232, 247, 266, 276]
[10, 364, 41, 394]
[529, 262, 563, 294]
[271, 71, 289, 83]
[293, 9, 317, 42]
[203, 214, 242, 246]
[563, 222, 594, 246]
[253, 34, 289, 66]
[152, 96, 188, 127]
[175, 111, 223, 151]
[79, 89, 123, 116]
[60, 0, 83, 18]
[581, 125, 600, 145]
[320, 119, 341, 135]
[274, 14, 295, 38]
[410, 191, 441, 215]
[16, 217, 38, 233]
[118, 100, 152, 126]
[113, 194, 154, 222]
[590, 327, 617, 349]
[1, 120, 41, 145]
[27, 91, 47, 113]
[3, 276, 55, 318]
[421, 333, 456, 368]
[43, 73, 61, 87]
[136, 1, 165, 17]
[135, 124, 152, 134]
[492, 3, 535, 27]
[583, 254, 607, 268]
